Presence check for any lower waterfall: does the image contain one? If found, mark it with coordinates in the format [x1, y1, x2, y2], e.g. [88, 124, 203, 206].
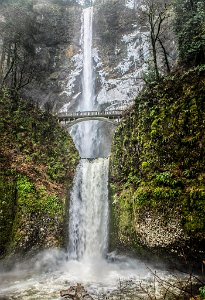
[68, 158, 109, 260]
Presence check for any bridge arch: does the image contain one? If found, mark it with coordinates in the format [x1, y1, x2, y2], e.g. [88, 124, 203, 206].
[57, 110, 123, 128]
[64, 116, 119, 128]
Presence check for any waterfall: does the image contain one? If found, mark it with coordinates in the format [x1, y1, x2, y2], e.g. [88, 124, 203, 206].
[71, 6, 99, 158]
[68, 7, 109, 260]
[82, 7, 94, 111]
[0, 4, 187, 299]
[68, 159, 109, 260]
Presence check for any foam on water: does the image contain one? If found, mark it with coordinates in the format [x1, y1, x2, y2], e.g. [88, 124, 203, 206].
[0, 250, 181, 300]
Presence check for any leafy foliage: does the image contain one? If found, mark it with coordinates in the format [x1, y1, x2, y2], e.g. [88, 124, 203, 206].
[174, 0, 205, 66]
[199, 286, 205, 299]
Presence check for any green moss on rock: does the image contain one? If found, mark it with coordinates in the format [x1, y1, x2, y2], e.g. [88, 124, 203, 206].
[0, 171, 17, 256]
[110, 67, 205, 258]
[8, 175, 65, 254]
[0, 91, 79, 257]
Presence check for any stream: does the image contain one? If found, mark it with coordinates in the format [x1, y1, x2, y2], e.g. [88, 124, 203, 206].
[0, 248, 191, 299]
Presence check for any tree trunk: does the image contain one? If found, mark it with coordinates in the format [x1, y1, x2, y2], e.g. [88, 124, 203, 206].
[151, 33, 160, 80]
[158, 37, 170, 74]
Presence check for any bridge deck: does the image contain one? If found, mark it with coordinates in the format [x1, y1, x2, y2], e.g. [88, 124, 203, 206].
[58, 110, 124, 122]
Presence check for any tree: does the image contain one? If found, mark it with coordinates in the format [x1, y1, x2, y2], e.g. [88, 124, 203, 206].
[137, 0, 174, 80]
[0, 1, 39, 92]
[174, 0, 205, 66]
[0, 0, 76, 97]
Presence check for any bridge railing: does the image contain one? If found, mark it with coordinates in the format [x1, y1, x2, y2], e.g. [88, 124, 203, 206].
[58, 110, 124, 118]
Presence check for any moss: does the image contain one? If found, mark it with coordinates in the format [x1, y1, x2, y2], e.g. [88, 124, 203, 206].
[0, 171, 16, 256]
[110, 67, 205, 256]
[0, 91, 79, 257]
[0, 89, 79, 188]
[7, 175, 66, 254]
[16, 176, 63, 216]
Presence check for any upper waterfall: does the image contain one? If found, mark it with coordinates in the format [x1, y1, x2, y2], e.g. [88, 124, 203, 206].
[82, 7, 94, 111]
[70, 7, 98, 158]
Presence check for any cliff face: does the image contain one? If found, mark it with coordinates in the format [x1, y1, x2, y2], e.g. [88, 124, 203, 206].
[0, 90, 79, 257]
[24, 2, 82, 112]
[0, 0, 82, 112]
[0, 0, 175, 113]
[93, 1, 143, 109]
[109, 67, 205, 261]
[57, 1, 142, 114]
[59, 0, 176, 114]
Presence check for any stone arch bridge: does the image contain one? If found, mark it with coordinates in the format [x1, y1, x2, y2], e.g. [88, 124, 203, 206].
[57, 110, 124, 128]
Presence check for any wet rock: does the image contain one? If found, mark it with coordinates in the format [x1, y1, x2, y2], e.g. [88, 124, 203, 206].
[60, 283, 93, 300]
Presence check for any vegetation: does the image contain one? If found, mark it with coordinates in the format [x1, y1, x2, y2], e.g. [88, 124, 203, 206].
[0, 89, 79, 184]
[138, 0, 205, 81]
[110, 66, 205, 260]
[0, 0, 82, 259]
[0, 0, 79, 108]
[199, 286, 205, 299]
[174, 0, 205, 66]
[0, 90, 79, 256]
[107, 0, 205, 266]
[137, 0, 173, 80]
[95, 0, 136, 47]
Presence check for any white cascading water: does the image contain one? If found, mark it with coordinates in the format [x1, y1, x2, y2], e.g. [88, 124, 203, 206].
[68, 7, 109, 261]
[68, 159, 109, 260]
[71, 6, 99, 158]
[81, 7, 94, 111]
